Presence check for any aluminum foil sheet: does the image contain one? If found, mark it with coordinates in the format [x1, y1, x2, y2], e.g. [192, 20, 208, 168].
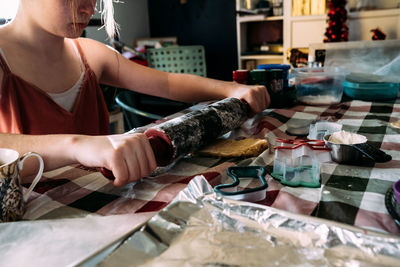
[99, 176, 400, 267]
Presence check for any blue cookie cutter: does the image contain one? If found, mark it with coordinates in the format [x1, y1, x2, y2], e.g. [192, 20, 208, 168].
[214, 166, 268, 202]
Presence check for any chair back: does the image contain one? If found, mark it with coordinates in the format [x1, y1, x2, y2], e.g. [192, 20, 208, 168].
[115, 91, 189, 130]
[116, 45, 206, 131]
[147, 45, 207, 77]
[115, 91, 163, 130]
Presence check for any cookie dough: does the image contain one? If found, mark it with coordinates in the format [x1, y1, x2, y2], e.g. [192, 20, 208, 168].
[198, 138, 268, 158]
[391, 120, 400, 129]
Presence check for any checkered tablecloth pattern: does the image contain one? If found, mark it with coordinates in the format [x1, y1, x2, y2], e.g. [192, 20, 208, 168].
[23, 99, 400, 235]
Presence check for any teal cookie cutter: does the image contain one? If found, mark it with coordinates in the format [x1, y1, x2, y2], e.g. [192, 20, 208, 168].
[271, 138, 331, 188]
[214, 166, 268, 202]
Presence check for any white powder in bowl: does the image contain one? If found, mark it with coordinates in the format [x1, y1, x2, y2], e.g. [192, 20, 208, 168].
[328, 130, 367, 145]
[298, 95, 340, 105]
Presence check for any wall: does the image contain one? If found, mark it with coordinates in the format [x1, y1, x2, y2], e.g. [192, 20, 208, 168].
[85, 0, 150, 47]
[148, 0, 237, 81]
[287, 2, 400, 51]
[348, 0, 400, 11]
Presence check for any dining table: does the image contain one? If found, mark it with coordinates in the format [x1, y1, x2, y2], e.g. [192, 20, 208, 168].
[1, 97, 400, 266]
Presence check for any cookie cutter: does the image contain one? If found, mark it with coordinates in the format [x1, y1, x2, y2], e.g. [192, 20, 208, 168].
[271, 139, 331, 188]
[308, 121, 342, 140]
[214, 166, 268, 202]
[286, 118, 315, 136]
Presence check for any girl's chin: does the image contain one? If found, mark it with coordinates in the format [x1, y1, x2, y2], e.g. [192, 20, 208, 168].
[65, 29, 85, 38]
[64, 24, 86, 37]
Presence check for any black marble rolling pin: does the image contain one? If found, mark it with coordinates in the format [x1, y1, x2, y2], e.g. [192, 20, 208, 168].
[101, 98, 249, 180]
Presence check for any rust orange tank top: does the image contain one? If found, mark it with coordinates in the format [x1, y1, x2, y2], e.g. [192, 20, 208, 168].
[0, 39, 109, 135]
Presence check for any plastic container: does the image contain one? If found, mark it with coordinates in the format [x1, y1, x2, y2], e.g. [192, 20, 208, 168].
[293, 67, 346, 105]
[265, 69, 283, 93]
[343, 81, 400, 101]
[257, 64, 294, 108]
[388, 180, 400, 223]
[394, 180, 400, 206]
[249, 69, 267, 85]
[307, 121, 342, 140]
[257, 64, 290, 89]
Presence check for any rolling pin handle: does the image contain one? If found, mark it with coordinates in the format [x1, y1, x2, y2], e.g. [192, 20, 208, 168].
[148, 135, 174, 166]
[240, 99, 253, 117]
[100, 135, 173, 180]
[100, 167, 115, 180]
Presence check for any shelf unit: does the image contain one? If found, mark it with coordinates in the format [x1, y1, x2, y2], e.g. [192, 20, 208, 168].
[236, 0, 400, 69]
[236, 11, 286, 69]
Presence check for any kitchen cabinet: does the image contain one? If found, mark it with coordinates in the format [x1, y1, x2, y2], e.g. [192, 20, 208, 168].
[236, 2, 285, 69]
[236, 0, 400, 68]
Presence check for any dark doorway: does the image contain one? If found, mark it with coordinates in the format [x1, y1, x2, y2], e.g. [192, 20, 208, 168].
[148, 0, 238, 81]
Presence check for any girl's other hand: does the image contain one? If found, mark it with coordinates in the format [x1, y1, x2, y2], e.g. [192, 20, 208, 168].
[227, 83, 270, 115]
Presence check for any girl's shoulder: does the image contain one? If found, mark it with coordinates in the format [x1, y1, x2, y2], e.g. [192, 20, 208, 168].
[77, 37, 115, 60]
[76, 37, 120, 73]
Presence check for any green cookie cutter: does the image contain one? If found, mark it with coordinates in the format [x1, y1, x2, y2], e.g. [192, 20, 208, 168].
[214, 166, 268, 202]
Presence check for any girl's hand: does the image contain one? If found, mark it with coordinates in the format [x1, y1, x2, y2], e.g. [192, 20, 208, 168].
[71, 133, 157, 187]
[226, 83, 270, 115]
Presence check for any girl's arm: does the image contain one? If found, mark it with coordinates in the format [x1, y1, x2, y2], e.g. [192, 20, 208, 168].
[0, 133, 156, 187]
[80, 38, 270, 114]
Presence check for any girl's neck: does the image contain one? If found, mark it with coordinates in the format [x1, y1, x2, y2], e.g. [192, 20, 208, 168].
[8, 13, 66, 59]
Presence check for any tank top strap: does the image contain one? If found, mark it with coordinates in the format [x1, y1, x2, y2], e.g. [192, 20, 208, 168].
[0, 48, 11, 74]
[71, 39, 89, 68]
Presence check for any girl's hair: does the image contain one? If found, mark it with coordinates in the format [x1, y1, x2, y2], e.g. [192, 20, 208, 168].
[71, 0, 119, 39]
[100, 0, 120, 39]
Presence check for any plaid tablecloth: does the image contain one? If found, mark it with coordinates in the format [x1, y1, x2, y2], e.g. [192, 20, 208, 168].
[23, 99, 400, 236]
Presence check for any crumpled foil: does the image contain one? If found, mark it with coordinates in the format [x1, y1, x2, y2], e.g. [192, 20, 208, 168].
[99, 176, 400, 267]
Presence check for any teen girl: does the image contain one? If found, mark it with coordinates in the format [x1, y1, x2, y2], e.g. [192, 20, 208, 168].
[0, 0, 270, 186]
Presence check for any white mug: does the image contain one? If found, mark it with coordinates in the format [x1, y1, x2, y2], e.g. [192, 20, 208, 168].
[0, 148, 44, 222]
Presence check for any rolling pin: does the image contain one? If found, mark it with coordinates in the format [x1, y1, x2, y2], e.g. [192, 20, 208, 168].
[101, 98, 249, 179]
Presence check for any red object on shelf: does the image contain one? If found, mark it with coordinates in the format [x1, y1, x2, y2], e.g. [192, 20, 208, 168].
[324, 0, 349, 42]
[371, 28, 386, 40]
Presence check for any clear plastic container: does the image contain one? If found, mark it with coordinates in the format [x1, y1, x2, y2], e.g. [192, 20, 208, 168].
[293, 67, 346, 105]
